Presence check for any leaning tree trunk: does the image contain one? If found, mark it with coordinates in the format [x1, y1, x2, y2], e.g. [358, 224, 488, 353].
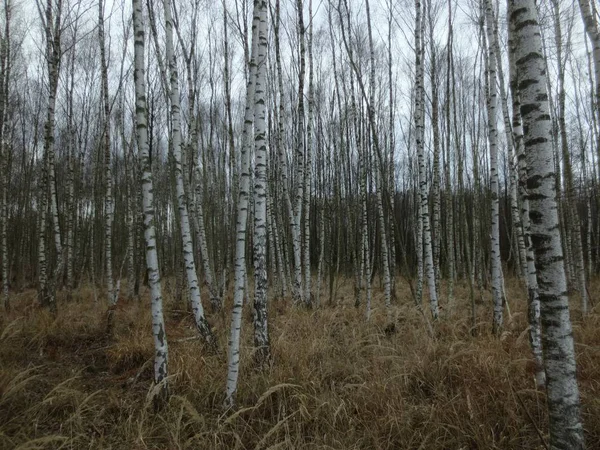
[162, 0, 215, 348]
[511, 1, 584, 447]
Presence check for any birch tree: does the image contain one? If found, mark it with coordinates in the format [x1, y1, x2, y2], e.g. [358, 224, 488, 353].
[511, 1, 583, 447]
[483, 0, 502, 334]
[98, 0, 116, 330]
[292, 0, 306, 304]
[0, 0, 10, 310]
[415, 0, 438, 319]
[37, 0, 63, 312]
[133, 0, 169, 406]
[252, 0, 270, 367]
[507, 2, 544, 388]
[225, 0, 261, 407]
[162, 0, 216, 347]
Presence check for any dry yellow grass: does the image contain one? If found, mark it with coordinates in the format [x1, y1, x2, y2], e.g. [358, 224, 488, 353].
[0, 277, 598, 449]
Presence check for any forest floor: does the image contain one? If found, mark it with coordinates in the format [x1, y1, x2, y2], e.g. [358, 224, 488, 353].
[0, 277, 599, 449]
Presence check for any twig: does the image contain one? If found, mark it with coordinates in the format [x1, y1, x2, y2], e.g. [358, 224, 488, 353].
[173, 336, 201, 343]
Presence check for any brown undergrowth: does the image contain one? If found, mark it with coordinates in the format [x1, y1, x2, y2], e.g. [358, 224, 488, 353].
[0, 277, 598, 449]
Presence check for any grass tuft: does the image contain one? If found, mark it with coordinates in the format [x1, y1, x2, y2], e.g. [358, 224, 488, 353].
[0, 277, 598, 449]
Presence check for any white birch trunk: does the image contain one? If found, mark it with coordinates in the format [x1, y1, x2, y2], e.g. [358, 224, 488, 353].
[491, 4, 527, 282]
[65, 44, 76, 293]
[274, 0, 294, 301]
[122, 112, 135, 301]
[512, 1, 583, 447]
[426, 0, 442, 294]
[132, 0, 168, 406]
[415, 0, 438, 319]
[483, 0, 502, 334]
[365, 0, 392, 324]
[99, 0, 114, 317]
[252, 0, 270, 366]
[445, 0, 455, 311]
[39, 0, 61, 311]
[38, 150, 49, 308]
[291, 0, 306, 304]
[162, 0, 215, 348]
[0, 20, 9, 310]
[508, 12, 545, 388]
[225, 4, 260, 407]
[302, 0, 314, 308]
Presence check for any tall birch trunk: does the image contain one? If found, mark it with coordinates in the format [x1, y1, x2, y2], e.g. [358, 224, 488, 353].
[252, 0, 270, 366]
[0, 2, 10, 310]
[483, 0, 502, 334]
[65, 44, 76, 293]
[225, 3, 260, 408]
[162, 0, 215, 347]
[39, 0, 62, 312]
[427, 0, 442, 294]
[507, 5, 545, 388]
[387, 0, 397, 300]
[274, 0, 294, 301]
[132, 0, 168, 407]
[365, 0, 392, 324]
[445, 0, 455, 311]
[415, 0, 438, 319]
[122, 105, 136, 301]
[491, 3, 527, 282]
[291, 0, 306, 304]
[511, 1, 584, 447]
[302, 0, 313, 307]
[99, 0, 115, 330]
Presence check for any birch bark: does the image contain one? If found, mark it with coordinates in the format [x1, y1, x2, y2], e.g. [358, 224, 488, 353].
[162, 0, 216, 347]
[511, 1, 583, 447]
[483, 0, 502, 334]
[225, 3, 260, 407]
[99, 0, 115, 323]
[132, 0, 168, 405]
[507, 4, 545, 387]
[415, 0, 438, 319]
[252, 0, 270, 366]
